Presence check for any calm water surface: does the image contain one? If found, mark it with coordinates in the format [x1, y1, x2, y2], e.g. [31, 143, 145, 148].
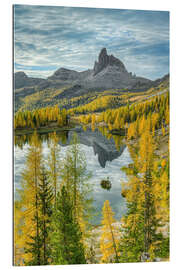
[14, 129, 132, 224]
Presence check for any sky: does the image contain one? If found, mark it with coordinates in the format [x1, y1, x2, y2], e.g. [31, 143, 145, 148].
[14, 5, 169, 80]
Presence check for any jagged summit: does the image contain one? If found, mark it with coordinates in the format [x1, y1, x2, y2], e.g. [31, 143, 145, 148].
[15, 48, 160, 93]
[93, 48, 127, 76]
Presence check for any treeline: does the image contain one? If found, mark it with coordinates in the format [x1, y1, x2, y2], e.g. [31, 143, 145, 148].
[14, 132, 93, 266]
[69, 95, 122, 115]
[14, 131, 68, 149]
[126, 93, 169, 140]
[77, 92, 169, 136]
[14, 106, 68, 129]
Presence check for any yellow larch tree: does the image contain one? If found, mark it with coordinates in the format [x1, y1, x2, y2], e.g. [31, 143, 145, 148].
[48, 132, 61, 206]
[14, 131, 43, 265]
[91, 114, 96, 132]
[100, 200, 119, 263]
[138, 115, 146, 135]
[127, 121, 137, 140]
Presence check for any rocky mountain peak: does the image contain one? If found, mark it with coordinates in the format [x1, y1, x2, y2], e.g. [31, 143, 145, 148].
[15, 71, 28, 79]
[14, 48, 155, 93]
[48, 67, 79, 81]
[54, 67, 74, 75]
[98, 47, 108, 62]
[14, 71, 45, 90]
[93, 48, 127, 76]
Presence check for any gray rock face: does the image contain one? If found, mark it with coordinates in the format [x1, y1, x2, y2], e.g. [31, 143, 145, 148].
[15, 71, 28, 79]
[14, 71, 45, 90]
[153, 73, 169, 87]
[14, 72, 28, 89]
[48, 68, 79, 81]
[47, 68, 93, 91]
[15, 48, 167, 97]
[93, 48, 127, 76]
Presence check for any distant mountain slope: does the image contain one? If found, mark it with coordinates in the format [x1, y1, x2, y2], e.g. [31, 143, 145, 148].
[14, 71, 46, 89]
[14, 48, 169, 112]
[45, 48, 153, 91]
[14, 48, 154, 92]
[14, 72, 169, 113]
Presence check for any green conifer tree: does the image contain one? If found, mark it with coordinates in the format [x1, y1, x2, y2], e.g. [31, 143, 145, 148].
[118, 128, 165, 262]
[25, 167, 53, 265]
[60, 132, 94, 240]
[38, 167, 53, 265]
[51, 186, 86, 265]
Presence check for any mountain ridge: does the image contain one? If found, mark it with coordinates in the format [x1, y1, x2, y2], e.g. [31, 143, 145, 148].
[14, 48, 169, 112]
[14, 48, 157, 92]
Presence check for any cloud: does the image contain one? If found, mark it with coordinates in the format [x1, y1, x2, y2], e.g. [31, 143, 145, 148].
[14, 5, 169, 80]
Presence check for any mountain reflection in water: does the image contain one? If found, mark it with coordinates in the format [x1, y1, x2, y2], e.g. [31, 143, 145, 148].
[62, 127, 126, 168]
[14, 127, 132, 223]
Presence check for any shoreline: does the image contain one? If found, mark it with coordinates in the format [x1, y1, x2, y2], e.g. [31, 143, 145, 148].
[14, 125, 75, 135]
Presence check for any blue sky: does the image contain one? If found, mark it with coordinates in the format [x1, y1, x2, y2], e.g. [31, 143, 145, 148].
[14, 5, 169, 80]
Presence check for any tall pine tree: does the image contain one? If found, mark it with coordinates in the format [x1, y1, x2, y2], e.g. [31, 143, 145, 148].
[25, 167, 53, 265]
[51, 186, 86, 265]
[38, 167, 53, 265]
[60, 132, 94, 242]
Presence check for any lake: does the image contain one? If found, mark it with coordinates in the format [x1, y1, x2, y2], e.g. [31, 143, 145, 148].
[14, 127, 132, 224]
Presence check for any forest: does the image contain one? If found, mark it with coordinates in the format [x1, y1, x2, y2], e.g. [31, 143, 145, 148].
[14, 86, 169, 265]
[14, 105, 68, 129]
[12, 4, 170, 266]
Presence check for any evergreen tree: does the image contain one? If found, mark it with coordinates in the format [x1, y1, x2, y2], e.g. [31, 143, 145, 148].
[51, 186, 86, 264]
[38, 167, 53, 265]
[25, 167, 53, 265]
[24, 210, 42, 265]
[60, 132, 94, 240]
[119, 128, 165, 262]
[118, 176, 146, 262]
